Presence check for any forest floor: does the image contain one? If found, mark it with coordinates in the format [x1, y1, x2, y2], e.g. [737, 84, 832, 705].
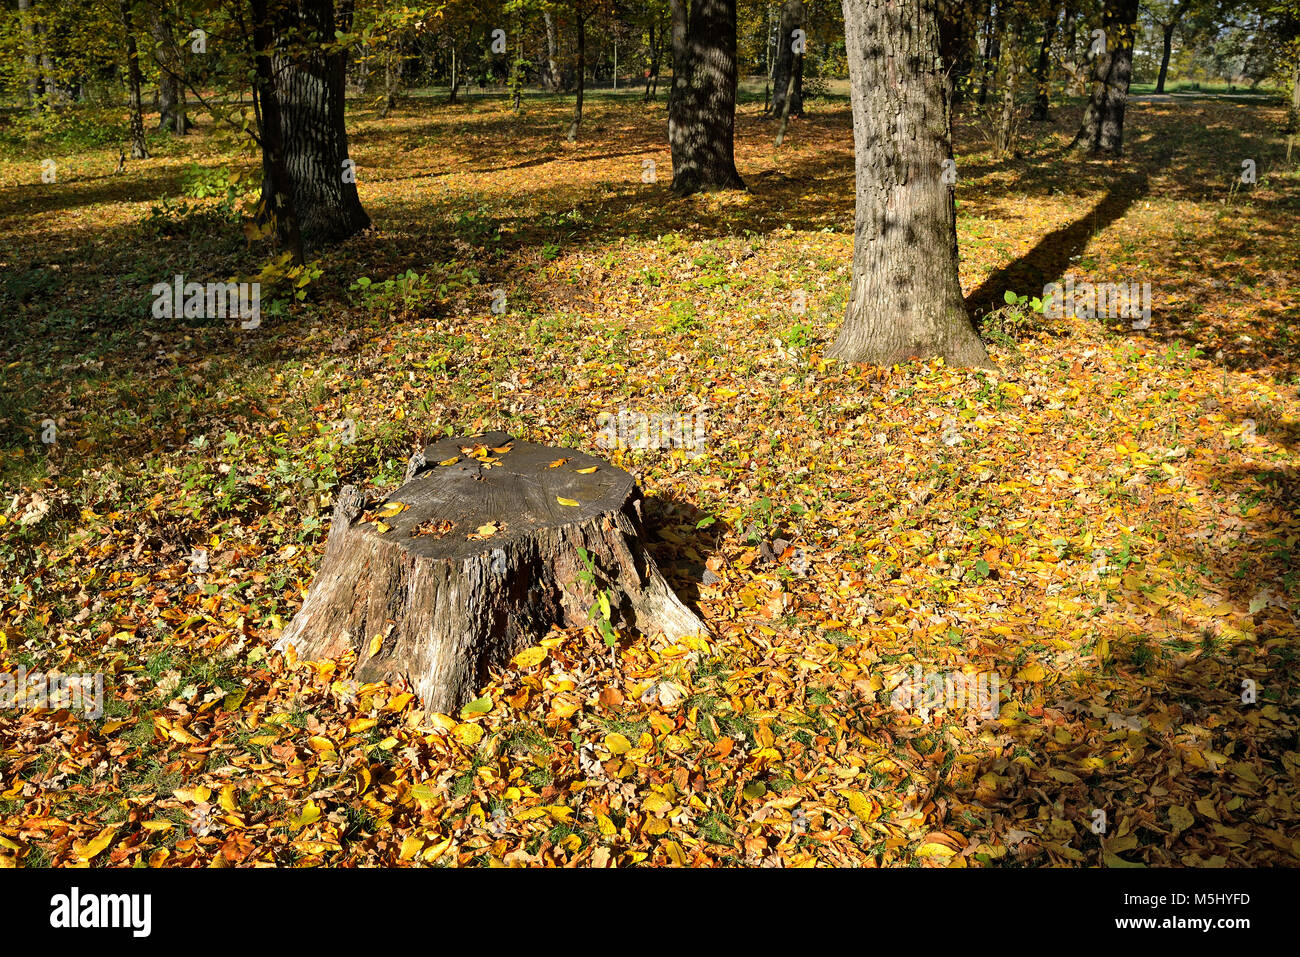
[1, 92, 1298, 867]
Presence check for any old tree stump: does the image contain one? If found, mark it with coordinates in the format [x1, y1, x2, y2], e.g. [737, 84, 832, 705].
[276, 431, 705, 712]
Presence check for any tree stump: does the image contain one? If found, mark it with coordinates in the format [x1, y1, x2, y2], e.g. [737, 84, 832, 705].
[275, 431, 706, 712]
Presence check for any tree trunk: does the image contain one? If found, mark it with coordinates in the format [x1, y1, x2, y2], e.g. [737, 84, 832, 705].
[449, 43, 459, 103]
[1030, 8, 1057, 120]
[119, 0, 149, 159]
[769, 0, 803, 118]
[977, 0, 1001, 105]
[250, 0, 304, 263]
[1155, 22, 1175, 94]
[568, 12, 586, 140]
[775, 50, 802, 145]
[258, 0, 370, 250]
[1288, 51, 1300, 161]
[148, 5, 190, 134]
[18, 0, 41, 109]
[829, 0, 991, 369]
[1070, 0, 1138, 155]
[543, 10, 561, 92]
[938, 0, 976, 105]
[667, 0, 745, 195]
[276, 432, 706, 713]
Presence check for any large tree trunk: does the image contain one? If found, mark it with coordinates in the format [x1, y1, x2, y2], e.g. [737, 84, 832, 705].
[543, 10, 561, 92]
[829, 0, 991, 369]
[257, 0, 370, 250]
[1070, 0, 1138, 155]
[568, 11, 586, 140]
[148, 5, 190, 134]
[769, 0, 804, 118]
[18, 0, 41, 109]
[276, 433, 706, 713]
[250, 0, 304, 263]
[667, 0, 745, 195]
[119, 0, 149, 160]
[1030, 8, 1057, 120]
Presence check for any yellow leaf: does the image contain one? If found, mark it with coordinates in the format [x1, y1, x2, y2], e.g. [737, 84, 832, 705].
[548, 458, 569, 468]
[557, 497, 580, 507]
[368, 633, 384, 656]
[439, 456, 459, 466]
[511, 646, 548, 668]
[291, 802, 321, 830]
[75, 824, 120, 861]
[453, 723, 484, 746]
[605, 732, 632, 754]
[575, 466, 598, 474]
[376, 501, 408, 517]
[399, 835, 424, 861]
[373, 520, 390, 533]
[1015, 663, 1046, 682]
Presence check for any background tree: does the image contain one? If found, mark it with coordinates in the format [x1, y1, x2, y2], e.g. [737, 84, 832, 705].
[1070, 0, 1139, 154]
[667, 0, 744, 194]
[830, 0, 990, 368]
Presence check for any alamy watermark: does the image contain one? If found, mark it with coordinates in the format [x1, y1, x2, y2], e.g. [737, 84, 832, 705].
[151, 275, 261, 327]
[1, 666, 104, 719]
[1042, 277, 1152, 329]
[595, 409, 707, 455]
[889, 665, 1000, 721]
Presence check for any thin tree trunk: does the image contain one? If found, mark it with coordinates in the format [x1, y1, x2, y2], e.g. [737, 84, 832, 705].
[543, 10, 561, 92]
[1288, 51, 1300, 161]
[769, 0, 803, 117]
[1030, 8, 1057, 120]
[568, 11, 586, 140]
[667, 0, 745, 195]
[1071, 0, 1138, 155]
[1155, 22, 1175, 94]
[119, 0, 149, 159]
[977, 0, 1001, 105]
[18, 0, 41, 109]
[449, 43, 459, 103]
[830, 0, 991, 369]
[775, 50, 801, 144]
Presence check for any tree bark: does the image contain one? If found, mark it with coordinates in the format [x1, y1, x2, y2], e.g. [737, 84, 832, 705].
[119, 0, 149, 159]
[1154, 21, 1175, 94]
[1288, 51, 1300, 161]
[543, 10, 561, 92]
[276, 432, 706, 713]
[769, 0, 803, 118]
[829, 0, 991, 369]
[667, 0, 745, 195]
[568, 9, 586, 140]
[1030, 8, 1057, 120]
[18, 0, 41, 109]
[775, 49, 802, 145]
[250, 0, 304, 264]
[148, 4, 190, 134]
[1070, 0, 1138, 155]
[257, 0, 370, 250]
[977, 0, 1001, 105]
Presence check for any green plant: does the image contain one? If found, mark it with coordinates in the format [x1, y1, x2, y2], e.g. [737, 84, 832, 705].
[576, 547, 617, 647]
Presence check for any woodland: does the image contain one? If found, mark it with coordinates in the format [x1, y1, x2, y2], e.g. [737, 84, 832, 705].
[0, 0, 1297, 870]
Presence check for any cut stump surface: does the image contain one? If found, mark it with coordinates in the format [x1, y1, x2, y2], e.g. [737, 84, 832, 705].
[276, 431, 705, 712]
